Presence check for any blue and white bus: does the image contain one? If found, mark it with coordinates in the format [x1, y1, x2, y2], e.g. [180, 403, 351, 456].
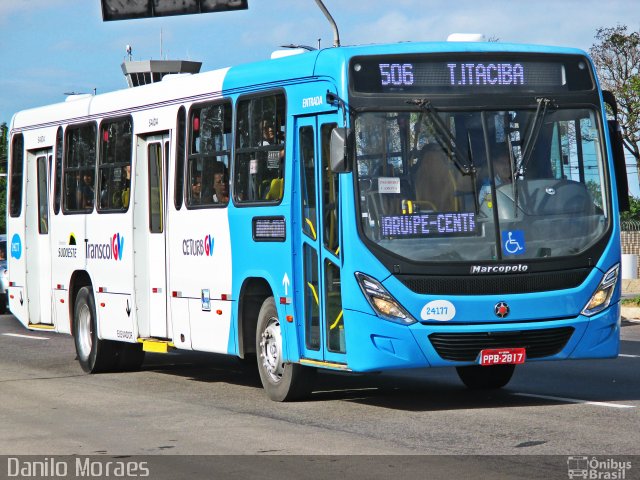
[7, 39, 629, 401]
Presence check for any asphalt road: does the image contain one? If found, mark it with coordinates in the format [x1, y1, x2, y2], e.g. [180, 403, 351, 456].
[0, 313, 638, 478]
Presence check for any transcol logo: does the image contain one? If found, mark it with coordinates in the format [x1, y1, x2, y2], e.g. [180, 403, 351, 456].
[85, 233, 124, 261]
[182, 235, 214, 257]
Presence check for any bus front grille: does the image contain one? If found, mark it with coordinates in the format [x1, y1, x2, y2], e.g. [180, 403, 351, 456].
[428, 327, 575, 362]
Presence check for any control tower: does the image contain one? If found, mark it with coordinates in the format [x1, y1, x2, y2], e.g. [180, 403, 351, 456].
[121, 59, 202, 87]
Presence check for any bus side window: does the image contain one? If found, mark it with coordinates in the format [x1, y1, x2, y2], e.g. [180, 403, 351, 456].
[187, 101, 231, 207]
[174, 107, 186, 210]
[9, 133, 24, 218]
[98, 116, 132, 212]
[63, 123, 97, 213]
[234, 92, 286, 204]
[53, 127, 63, 215]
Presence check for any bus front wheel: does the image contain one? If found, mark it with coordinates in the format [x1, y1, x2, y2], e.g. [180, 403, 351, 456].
[73, 286, 118, 373]
[256, 297, 315, 401]
[456, 364, 515, 389]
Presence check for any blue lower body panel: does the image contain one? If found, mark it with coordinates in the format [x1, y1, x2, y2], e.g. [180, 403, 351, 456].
[342, 303, 620, 372]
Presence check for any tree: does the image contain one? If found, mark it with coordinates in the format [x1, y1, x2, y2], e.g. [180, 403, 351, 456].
[621, 196, 640, 224]
[590, 25, 640, 173]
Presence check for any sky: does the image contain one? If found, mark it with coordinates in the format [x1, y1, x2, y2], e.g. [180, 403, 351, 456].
[1, 0, 639, 189]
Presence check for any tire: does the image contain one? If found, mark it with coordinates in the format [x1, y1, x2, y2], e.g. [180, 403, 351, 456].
[116, 342, 145, 371]
[73, 286, 119, 373]
[256, 297, 315, 401]
[456, 364, 515, 390]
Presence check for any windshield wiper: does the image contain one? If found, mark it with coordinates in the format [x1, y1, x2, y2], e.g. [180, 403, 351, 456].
[518, 97, 555, 174]
[407, 98, 476, 176]
[511, 97, 555, 219]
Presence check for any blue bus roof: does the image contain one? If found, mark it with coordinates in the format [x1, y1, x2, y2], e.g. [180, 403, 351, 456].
[223, 40, 590, 93]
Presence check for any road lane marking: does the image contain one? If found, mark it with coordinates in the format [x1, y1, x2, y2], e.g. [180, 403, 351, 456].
[2, 333, 50, 341]
[619, 354, 640, 358]
[514, 392, 635, 409]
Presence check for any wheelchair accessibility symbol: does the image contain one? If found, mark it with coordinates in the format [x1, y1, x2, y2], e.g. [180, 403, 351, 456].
[502, 230, 525, 256]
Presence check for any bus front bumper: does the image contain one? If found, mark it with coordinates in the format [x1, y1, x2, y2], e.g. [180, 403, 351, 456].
[342, 303, 620, 372]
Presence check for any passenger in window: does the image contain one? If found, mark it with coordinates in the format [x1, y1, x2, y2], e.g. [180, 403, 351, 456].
[100, 171, 110, 209]
[212, 165, 229, 204]
[260, 121, 285, 160]
[121, 165, 131, 208]
[191, 175, 202, 204]
[413, 144, 459, 212]
[110, 165, 131, 209]
[79, 171, 94, 209]
[260, 121, 276, 146]
[478, 148, 512, 205]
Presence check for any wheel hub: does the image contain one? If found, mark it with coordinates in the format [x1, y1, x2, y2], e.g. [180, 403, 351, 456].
[260, 317, 284, 383]
[76, 304, 93, 361]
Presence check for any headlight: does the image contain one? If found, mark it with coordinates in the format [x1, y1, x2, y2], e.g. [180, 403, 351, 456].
[582, 264, 619, 317]
[355, 272, 416, 325]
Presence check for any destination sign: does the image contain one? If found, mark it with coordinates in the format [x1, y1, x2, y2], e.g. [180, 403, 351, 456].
[380, 212, 477, 239]
[350, 54, 594, 94]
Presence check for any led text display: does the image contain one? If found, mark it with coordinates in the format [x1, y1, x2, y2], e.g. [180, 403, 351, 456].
[350, 54, 595, 94]
[380, 212, 477, 239]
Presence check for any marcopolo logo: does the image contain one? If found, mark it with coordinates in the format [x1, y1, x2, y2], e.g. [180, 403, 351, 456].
[85, 233, 124, 261]
[182, 235, 214, 257]
[470, 264, 528, 274]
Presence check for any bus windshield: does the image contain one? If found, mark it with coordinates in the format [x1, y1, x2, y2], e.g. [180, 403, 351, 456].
[354, 107, 609, 262]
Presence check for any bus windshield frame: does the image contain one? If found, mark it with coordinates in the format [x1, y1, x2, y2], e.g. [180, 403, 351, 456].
[347, 52, 611, 275]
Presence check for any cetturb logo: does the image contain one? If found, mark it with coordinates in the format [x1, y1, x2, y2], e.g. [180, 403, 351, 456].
[182, 235, 214, 257]
[10, 234, 22, 259]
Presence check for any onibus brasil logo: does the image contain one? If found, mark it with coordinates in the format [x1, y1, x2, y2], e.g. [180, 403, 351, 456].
[567, 456, 632, 479]
[85, 233, 124, 261]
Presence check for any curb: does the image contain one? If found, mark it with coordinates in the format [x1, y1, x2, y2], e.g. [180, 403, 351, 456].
[620, 306, 640, 321]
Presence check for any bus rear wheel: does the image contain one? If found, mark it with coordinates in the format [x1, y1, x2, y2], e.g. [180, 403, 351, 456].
[456, 364, 515, 389]
[73, 286, 118, 373]
[256, 297, 315, 401]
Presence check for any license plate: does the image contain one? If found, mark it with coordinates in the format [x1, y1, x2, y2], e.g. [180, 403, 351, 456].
[479, 348, 526, 366]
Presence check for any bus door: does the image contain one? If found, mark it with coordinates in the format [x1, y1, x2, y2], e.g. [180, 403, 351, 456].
[133, 133, 171, 339]
[295, 115, 345, 364]
[24, 149, 53, 325]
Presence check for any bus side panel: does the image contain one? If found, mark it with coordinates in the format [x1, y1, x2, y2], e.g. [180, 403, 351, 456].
[52, 289, 71, 334]
[226, 194, 298, 360]
[189, 299, 232, 353]
[95, 292, 137, 343]
[168, 208, 233, 353]
[6, 129, 27, 325]
[8, 130, 57, 328]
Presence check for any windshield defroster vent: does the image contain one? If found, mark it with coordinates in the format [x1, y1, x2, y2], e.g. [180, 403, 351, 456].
[396, 268, 591, 295]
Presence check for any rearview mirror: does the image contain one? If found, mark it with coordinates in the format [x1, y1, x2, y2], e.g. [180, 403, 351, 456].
[603, 90, 630, 212]
[330, 127, 352, 173]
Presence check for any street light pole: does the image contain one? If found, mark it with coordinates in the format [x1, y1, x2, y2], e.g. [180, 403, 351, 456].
[314, 0, 340, 47]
